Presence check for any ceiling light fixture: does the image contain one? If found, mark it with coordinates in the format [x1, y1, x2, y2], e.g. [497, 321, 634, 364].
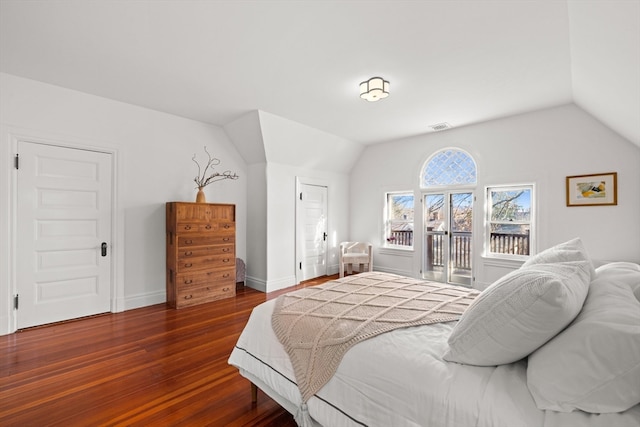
[359, 77, 389, 102]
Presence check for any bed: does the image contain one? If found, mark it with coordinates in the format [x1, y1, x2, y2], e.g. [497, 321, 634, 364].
[228, 239, 640, 427]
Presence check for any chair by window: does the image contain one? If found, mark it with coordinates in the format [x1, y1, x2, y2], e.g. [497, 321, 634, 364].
[339, 242, 373, 278]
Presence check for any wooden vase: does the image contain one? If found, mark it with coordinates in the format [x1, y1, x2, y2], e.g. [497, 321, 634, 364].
[196, 187, 206, 203]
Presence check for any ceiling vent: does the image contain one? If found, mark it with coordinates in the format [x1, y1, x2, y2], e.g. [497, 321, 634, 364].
[430, 122, 451, 131]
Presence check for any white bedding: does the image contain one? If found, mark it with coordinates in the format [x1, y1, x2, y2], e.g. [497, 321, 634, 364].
[228, 295, 640, 427]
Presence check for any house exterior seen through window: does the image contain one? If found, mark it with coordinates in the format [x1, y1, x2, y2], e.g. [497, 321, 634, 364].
[385, 192, 414, 248]
[486, 185, 534, 258]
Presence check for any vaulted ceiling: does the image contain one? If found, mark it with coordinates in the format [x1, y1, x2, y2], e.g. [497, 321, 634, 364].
[1, 1, 638, 147]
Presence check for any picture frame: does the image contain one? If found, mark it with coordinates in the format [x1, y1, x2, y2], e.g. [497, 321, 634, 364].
[566, 172, 617, 207]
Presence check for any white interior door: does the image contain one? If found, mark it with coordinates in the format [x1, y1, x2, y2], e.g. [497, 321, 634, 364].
[297, 184, 328, 281]
[16, 141, 112, 329]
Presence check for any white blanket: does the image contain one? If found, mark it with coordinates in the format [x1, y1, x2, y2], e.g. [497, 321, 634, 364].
[229, 283, 640, 427]
[272, 272, 479, 403]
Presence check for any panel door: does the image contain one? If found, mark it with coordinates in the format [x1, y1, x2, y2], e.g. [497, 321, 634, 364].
[297, 184, 328, 281]
[16, 141, 112, 328]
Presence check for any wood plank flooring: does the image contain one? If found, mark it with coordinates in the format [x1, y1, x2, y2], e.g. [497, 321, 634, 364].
[0, 275, 338, 427]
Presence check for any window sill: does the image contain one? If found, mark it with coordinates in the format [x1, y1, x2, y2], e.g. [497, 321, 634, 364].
[379, 246, 414, 257]
[481, 255, 526, 267]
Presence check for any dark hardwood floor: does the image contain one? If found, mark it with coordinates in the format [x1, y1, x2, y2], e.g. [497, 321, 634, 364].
[0, 275, 338, 427]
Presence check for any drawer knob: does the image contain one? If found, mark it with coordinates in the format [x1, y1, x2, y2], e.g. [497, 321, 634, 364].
[223, 237, 230, 242]
[205, 224, 212, 230]
[184, 251, 193, 256]
[184, 279, 193, 284]
[223, 258, 230, 263]
[223, 287, 230, 292]
[224, 224, 230, 229]
[184, 295, 193, 300]
[185, 239, 193, 244]
[184, 263, 193, 268]
[223, 273, 230, 278]
[184, 225, 192, 230]
[223, 248, 230, 253]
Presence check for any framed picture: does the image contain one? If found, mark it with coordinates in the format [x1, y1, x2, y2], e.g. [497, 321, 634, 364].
[566, 172, 617, 207]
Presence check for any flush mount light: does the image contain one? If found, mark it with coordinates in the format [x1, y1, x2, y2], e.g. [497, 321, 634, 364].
[359, 77, 389, 102]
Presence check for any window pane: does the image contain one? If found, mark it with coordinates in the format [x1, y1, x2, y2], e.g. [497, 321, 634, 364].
[487, 185, 533, 257]
[387, 193, 414, 246]
[424, 194, 444, 231]
[423, 149, 477, 187]
[451, 192, 473, 232]
[490, 189, 531, 222]
[490, 223, 530, 235]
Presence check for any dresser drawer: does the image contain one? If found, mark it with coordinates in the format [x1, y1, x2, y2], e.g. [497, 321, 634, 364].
[177, 244, 234, 260]
[175, 221, 235, 233]
[174, 204, 235, 222]
[175, 269, 235, 288]
[175, 282, 236, 308]
[177, 234, 234, 247]
[176, 254, 234, 272]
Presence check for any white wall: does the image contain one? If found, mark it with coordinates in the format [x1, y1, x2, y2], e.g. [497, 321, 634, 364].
[0, 73, 247, 334]
[251, 111, 362, 292]
[266, 163, 350, 292]
[244, 162, 267, 291]
[568, 0, 640, 146]
[3, 72, 636, 334]
[350, 104, 640, 289]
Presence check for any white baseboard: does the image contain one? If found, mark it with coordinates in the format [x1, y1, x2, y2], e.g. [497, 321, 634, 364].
[245, 275, 298, 293]
[267, 275, 297, 293]
[0, 314, 11, 336]
[246, 275, 266, 293]
[124, 290, 166, 310]
[473, 281, 492, 291]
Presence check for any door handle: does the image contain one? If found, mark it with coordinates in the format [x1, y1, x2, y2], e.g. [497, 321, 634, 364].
[101, 242, 107, 257]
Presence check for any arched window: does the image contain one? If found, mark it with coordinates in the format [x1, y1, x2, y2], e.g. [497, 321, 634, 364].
[421, 148, 476, 188]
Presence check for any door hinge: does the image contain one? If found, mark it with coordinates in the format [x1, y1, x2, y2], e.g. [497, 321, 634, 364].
[14, 154, 19, 170]
[14, 294, 19, 310]
[299, 262, 302, 270]
[299, 192, 303, 201]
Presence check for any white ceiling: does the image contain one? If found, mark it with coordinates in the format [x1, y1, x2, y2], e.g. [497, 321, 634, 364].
[0, 0, 638, 147]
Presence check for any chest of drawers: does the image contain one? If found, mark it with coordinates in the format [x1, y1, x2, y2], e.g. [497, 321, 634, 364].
[166, 202, 236, 308]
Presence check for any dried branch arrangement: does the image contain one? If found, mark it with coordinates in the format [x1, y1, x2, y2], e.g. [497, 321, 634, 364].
[192, 146, 239, 188]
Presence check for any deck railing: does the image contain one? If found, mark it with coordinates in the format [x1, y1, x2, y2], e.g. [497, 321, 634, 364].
[489, 231, 530, 255]
[426, 232, 472, 270]
[387, 230, 413, 246]
[392, 230, 530, 271]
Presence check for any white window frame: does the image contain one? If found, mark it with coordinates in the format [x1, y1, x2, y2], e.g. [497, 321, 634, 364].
[384, 191, 415, 250]
[485, 184, 535, 260]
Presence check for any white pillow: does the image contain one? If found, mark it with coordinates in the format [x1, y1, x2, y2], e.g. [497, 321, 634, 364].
[523, 237, 596, 279]
[596, 261, 640, 273]
[443, 260, 591, 366]
[527, 266, 640, 413]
